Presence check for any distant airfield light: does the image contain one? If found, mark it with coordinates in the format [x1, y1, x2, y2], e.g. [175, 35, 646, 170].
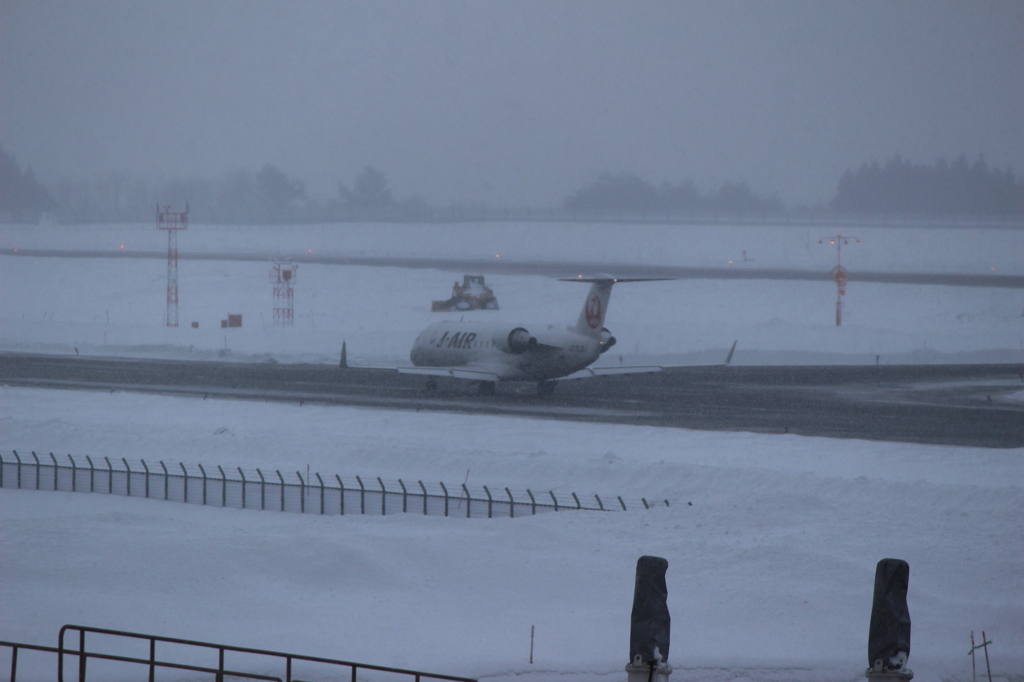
[495, 254, 500, 258]
[728, 260, 734, 265]
[308, 249, 312, 253]
[819, 232, 860, 327]
[120, 245, 125, 249]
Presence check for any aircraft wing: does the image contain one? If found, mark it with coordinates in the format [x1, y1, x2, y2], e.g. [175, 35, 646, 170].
[397, 366, 501, 382]
[558, 365, 663, 380]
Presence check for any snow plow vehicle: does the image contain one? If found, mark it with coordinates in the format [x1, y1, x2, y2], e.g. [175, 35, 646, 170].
[431, 275, 500, 312]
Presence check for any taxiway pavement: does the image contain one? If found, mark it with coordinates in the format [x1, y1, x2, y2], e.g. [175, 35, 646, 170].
[2, 353, 1021, 448]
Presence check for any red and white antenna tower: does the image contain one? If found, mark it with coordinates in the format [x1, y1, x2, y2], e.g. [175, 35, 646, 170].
[818, 232, 859, 326]
[157, 204, 188, 327]
[270, 259, 298, 325]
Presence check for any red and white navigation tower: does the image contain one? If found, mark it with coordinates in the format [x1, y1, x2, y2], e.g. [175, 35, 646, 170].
[270, 259, 298, 326]
[819, 233, 859, 326]
[157, 204, 188, 327]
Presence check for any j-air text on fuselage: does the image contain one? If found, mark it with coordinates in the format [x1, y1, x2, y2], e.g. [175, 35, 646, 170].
[400, 276, 667, 395]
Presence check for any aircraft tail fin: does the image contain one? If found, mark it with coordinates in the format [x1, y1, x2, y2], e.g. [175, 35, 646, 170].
[566, 278, 615, 338]
[560, 276, 671, 339]
[557, 274, 667, 337]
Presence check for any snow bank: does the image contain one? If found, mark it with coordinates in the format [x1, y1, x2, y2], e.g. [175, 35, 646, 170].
[2, 386, 1022, 682]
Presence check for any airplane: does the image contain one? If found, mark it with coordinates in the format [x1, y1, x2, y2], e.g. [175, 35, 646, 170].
[397, 276, 665, 395]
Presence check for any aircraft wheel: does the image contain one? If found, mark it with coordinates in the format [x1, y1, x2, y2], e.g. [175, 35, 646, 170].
[478, 381, 496, 395]
[537, 380, 555, 396]
[425, 378, 438, 391]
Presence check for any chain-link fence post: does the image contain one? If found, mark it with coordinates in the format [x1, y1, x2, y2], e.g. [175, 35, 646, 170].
[217, 465, 226, 507]
[276, 470, 285, 511]
[257, 469, 266, 510]
[159, 461, 168, 500]
[50, 452, 59, 490]
[180, 462, 189, 503]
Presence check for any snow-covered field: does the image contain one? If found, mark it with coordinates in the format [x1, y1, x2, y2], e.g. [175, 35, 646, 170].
[1, 222, 1021, 366]
[1, 222, 1022, 682]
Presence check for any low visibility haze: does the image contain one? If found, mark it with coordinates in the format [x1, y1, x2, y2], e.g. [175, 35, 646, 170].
[2, 0, 1023, 208]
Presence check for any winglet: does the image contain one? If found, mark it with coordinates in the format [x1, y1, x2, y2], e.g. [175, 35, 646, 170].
[724, 340, 737, 365]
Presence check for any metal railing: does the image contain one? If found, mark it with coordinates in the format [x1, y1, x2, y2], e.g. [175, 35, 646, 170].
[58, 625, 477, 682]
[1, 639, 62, 682]
[0, 450, 669, 519]
[1, 637, 281, 682]
[2, 624, 476, 681]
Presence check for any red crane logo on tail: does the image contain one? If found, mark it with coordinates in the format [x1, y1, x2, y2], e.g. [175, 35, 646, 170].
[585, 294, 602, 329]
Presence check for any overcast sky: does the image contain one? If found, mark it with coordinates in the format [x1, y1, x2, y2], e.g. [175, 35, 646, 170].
[2, 0, 1022, 208]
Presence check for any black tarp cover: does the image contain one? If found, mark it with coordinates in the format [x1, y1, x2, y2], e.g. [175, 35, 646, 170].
[868, 558, 911, 668]
[629, 555, 670, 665]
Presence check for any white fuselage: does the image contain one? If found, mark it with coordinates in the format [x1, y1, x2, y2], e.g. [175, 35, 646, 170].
[410, 320, 603, 382]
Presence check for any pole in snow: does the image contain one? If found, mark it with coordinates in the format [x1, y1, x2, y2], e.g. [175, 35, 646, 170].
[866, 558, 913, 680]
[626, 556, 672, 682]
[819, 233, 858, 327]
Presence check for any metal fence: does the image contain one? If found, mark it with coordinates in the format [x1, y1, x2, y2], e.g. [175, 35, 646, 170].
[2, 623, 477, 682]
[0, 450, 668, 519]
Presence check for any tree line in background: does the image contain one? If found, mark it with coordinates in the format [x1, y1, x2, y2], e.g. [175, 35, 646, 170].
[829, 154, 1022, 216]
[562, 172, 784, 214]
[1, 157, 431, 224]
[0, 146, 54, 219]
[1, 144, 1021, 224]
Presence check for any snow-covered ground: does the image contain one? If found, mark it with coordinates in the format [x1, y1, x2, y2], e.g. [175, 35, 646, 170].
[1, 222, 1021, 365]
[3, 221, 1022, 276]
[1, 222, 1022, 682]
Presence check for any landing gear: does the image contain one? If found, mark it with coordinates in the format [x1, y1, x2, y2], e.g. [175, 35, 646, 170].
[537, 380, 556, 396]
[425, 378, 437, 392]
[478, 380, 496, 395]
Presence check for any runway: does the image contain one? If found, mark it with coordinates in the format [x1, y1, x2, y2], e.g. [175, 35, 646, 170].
[2, 248, 1022, 288]
[2, 352, 1021, 448]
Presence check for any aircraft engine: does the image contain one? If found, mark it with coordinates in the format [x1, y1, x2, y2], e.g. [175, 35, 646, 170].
[598, 327, 617, 353]
[499, 327, 537, 354]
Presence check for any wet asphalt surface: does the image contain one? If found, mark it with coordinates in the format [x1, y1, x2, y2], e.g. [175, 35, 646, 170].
[2, 353, 1021, 448]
